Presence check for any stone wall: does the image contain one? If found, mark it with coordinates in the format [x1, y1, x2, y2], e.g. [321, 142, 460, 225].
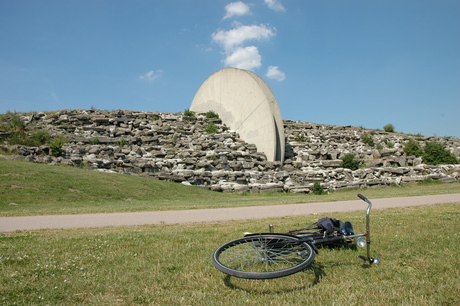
[1, 109, 459, 193]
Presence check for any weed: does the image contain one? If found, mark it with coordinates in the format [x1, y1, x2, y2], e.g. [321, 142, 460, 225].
[294, 134, 306, 142]
[8, 115, 26, 133]
[116, 139, 127, 147]
[205, 110, 219, 119]
[205, 122, 218, 134]
[361, 133, 374, 147]
[184, 109, 195, 117]
[88, 138, 100, 145]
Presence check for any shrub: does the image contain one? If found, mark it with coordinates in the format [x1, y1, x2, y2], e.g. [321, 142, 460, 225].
[6, 128, 50, 147]
[184, 109, 195, 117]
[383, 124, 395, 132]
[205, 122, 218, 134]
[205, 110, 219, 119]
[50, 136, 67, 157]
[361, 133, 374, 147]
[31, 130, 50, 145]
[404, 139, 423, 156]
[312, 181, 323, 195]
[7, 132, 27, 145]
[341, 153, 361, 170]
[8, 115, 25, 133]
[422, 142, 458, 165]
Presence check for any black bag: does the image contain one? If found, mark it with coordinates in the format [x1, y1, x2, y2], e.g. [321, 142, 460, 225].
[317, 217, 345, 234]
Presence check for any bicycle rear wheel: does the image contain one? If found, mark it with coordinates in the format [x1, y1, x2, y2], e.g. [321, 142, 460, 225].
[212, 233, 315, 279]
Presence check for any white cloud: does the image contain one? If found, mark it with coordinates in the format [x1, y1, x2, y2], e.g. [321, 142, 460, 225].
[224, 46, 262, 70]
[212, 24, 275, 52]
[264, 0, 286, 12]
[223, 1, 251, 19]
[266, 65, 286, 81]
[139, 70, 163, 82]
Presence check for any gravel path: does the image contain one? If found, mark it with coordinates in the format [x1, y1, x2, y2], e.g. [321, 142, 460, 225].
[1, 194, 459, 232]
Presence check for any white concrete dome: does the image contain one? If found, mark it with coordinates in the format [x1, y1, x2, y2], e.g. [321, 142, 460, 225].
[190, 68, 284, 162]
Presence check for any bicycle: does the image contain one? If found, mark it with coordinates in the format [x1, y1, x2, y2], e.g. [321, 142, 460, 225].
[212, 194, 380, 279]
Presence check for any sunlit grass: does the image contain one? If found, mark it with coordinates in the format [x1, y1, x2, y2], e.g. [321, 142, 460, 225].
[1, 203, 458, 304]
[1, 157, 460, 216]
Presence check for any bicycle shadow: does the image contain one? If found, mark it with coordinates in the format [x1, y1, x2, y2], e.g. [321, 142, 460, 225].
[222, 262, 326, 294]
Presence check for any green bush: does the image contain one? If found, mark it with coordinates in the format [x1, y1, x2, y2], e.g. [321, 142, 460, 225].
[6, 132, 27, 145]
[341, 153, 361, 170]
[361, 133, 374, 147]
[312, 181, 323, 195]
[8, 115, 25, 133]
[31, 130, 50, 145]
[49, 136, 67, 157]
[205, 122, 218, 134]
[7, 129, 50, 147]
[383, 123, 395, 132]
[404, 139, 423, 156]
[205, 110, 219, 119]
[184, 109, 195, 117]
[422, 142, 458, 165]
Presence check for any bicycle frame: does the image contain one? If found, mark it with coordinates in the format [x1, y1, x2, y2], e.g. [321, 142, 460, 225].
[212, 194, 379, 279]
[264, 193, 379, 264]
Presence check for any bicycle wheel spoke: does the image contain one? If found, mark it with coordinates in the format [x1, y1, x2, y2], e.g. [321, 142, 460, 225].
[213, 234, 315, 277]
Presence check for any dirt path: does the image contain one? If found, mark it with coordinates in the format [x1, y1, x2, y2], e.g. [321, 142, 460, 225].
[1, 194, 459, 232]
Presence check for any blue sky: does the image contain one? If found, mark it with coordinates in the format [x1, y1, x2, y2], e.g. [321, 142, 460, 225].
[1, 0, 459, 138]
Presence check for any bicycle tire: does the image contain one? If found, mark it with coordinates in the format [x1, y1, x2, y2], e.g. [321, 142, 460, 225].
[212, 233, 315, 279]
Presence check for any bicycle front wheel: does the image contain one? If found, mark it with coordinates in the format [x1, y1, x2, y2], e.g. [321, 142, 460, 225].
[212, 234, 315, 279]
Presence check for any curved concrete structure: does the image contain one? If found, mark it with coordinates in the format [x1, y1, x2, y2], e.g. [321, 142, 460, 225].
[190, 68, 284, 162]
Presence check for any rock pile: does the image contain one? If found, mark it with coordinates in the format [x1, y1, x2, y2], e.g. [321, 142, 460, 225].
[1, 109, 459, 193]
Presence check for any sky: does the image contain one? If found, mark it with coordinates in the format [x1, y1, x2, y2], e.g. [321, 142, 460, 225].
[1, 0, 459, 138]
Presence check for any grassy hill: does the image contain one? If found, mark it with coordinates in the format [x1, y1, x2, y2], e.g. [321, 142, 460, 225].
[1, 157, 459, 216]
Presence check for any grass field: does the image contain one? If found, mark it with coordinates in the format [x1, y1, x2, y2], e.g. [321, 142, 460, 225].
[1, 203, 459, 305]
[1, 157, 459, 216]
[1, 157, 460, 304]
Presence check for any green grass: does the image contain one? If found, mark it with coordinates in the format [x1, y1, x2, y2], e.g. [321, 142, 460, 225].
[1, 157, 460, 216]
[1, 203, 459, 305]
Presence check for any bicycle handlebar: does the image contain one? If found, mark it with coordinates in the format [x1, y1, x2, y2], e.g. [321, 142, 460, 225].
[357, 193, 371, 205]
